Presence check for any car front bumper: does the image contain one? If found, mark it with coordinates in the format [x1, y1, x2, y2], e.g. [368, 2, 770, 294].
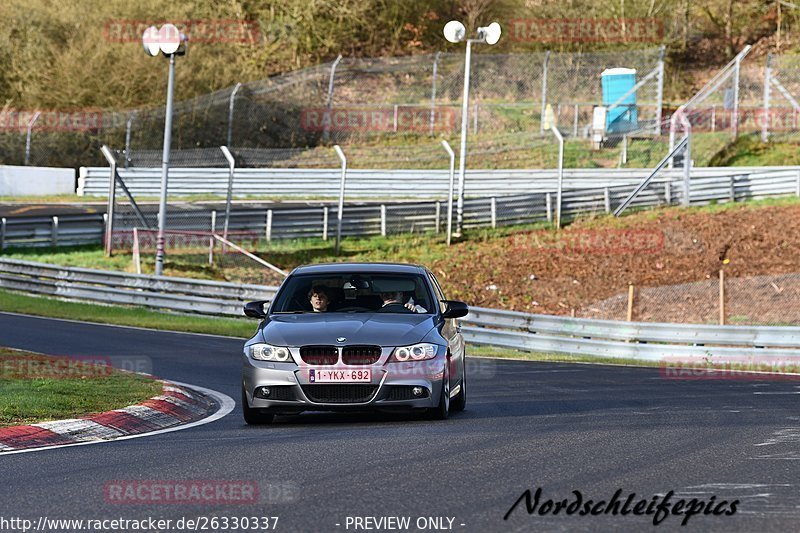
[242, 354, 445, 411]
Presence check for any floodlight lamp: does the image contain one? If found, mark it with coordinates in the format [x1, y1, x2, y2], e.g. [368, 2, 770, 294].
[159, 24, 182, 55]
[478, 22, 502, 45]
[443, 20, 466, 43]
[142, 26, 160, 57]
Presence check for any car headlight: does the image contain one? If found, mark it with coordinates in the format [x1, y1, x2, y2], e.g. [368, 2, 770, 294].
[389, 343, 439, 362]
[248, 343, 292, 362]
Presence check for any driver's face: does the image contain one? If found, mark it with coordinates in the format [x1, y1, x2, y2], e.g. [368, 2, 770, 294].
[310, 292, 329, 311]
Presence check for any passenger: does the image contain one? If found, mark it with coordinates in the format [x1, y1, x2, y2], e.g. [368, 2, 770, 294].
[308, 285, 332, 312]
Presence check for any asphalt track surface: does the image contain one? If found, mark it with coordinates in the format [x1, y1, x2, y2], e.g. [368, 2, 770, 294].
[2, 312, 800, 532]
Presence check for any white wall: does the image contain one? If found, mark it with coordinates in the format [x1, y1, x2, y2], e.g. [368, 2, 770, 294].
[0, 165, 75, 196]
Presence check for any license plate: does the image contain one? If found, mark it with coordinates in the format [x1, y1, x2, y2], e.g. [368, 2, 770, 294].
[309, 368, 371, 383]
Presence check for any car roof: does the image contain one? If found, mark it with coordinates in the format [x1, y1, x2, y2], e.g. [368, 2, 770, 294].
[291, 262, 427, 275]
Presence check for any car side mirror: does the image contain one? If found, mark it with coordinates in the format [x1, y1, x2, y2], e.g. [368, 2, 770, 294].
[244, 300, 267, 319]
[441, 300, 469, 319]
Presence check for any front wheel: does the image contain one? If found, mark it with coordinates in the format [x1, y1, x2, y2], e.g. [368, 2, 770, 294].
[242, 387, 275, 425]
[451, 363, 466, 412]
[427, 362, 450, 420]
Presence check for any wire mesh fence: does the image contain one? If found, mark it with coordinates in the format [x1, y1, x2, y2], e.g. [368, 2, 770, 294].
[578, 273, 800, 326]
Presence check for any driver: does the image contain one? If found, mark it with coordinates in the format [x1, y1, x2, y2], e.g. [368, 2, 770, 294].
[378, 291, 427, 313]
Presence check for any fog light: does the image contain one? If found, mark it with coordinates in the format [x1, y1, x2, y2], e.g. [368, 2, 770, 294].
[256, 386, 271, 398]
[412, 386, 424, 397]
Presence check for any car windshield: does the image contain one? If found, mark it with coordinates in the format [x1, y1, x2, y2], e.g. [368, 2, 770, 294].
[270, 273, 433, 314]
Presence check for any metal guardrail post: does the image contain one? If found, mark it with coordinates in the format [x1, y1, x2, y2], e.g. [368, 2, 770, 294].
[333, 145, 347, 254]
[219, 146, 236, 241]
[441, 140, 456, 246]
[380, 205, 387, 236]
[603, 188, 611, 213]
[51, 216, 59, 247]
[0, 217, 5, 250]
[490, 197, 496, 228]
[24, 111, 40, 166]
[322, 207, 329, 240]
[266, 209, 273, 242]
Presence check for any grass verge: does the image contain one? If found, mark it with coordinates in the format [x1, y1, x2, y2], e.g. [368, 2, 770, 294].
[0, 346, 164, 427]
[0, 289, 257, 338]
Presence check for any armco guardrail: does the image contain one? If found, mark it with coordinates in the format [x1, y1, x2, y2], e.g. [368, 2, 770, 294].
[2, 258, 800, 362]
[7, 167, 800, 248]
[77, 166, 800, 199]
[0, 258, 277, 315]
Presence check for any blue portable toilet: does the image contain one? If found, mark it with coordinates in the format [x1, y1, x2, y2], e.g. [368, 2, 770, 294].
[601, 68, 638, 134]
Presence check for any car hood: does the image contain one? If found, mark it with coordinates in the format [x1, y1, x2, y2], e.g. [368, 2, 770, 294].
[261, 313, 436, 347]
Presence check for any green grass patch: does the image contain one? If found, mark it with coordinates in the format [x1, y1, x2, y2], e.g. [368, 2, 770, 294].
[0, 289, 257, 338]
[0, 346, 163, 427]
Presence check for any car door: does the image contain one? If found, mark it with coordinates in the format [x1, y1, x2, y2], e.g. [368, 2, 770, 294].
[428, 270, 465, 385]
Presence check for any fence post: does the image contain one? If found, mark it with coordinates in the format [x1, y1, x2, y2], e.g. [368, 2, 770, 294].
[100, 145, 117, 257]
[621, 134, 628, 165]
[627, 284, 635, 322]
[24, 111, 40, 166]
[51, 216, 59, 247]
[603, 187, 611, 213]
[219, 146, 236, 242]
[322, 206, 329, 240]
[683, 131, 692, 206]
[429, 51, 440, 136]
[380, 204, 387, 236]
[323, 55, 343, 142]
[333, 145, 347, 254]
[124, 112, 136, 168]
[393, 105, 398, 132]
[762, 54, 772, 143]
[711, 105, 716, 132]
[732, 51, 742, 138]
[227, 83, 242, 148]
[719, 269, 725, 325]
[209, 210, 216, 264]
[435, 201, 441, 233]
[473, 103, 479, 134]
[0, 217, 5, 250]
[655, 45, 665, 135]
[133, 227, 142, 274]
[490, 197, 496, 228]
[442, 140, 455, 246]
[266, 209, 273, 242]
[540, 51, 550, 135]
[573, 104, 579, 137]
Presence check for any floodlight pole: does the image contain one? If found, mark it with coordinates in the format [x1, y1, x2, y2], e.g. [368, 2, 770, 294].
[454, 39, 475, 237]
[154, 53, 176, 276]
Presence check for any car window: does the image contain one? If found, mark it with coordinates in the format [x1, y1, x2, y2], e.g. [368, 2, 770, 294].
[428, 272, 448, 313]
[271, 273, 434, 313]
